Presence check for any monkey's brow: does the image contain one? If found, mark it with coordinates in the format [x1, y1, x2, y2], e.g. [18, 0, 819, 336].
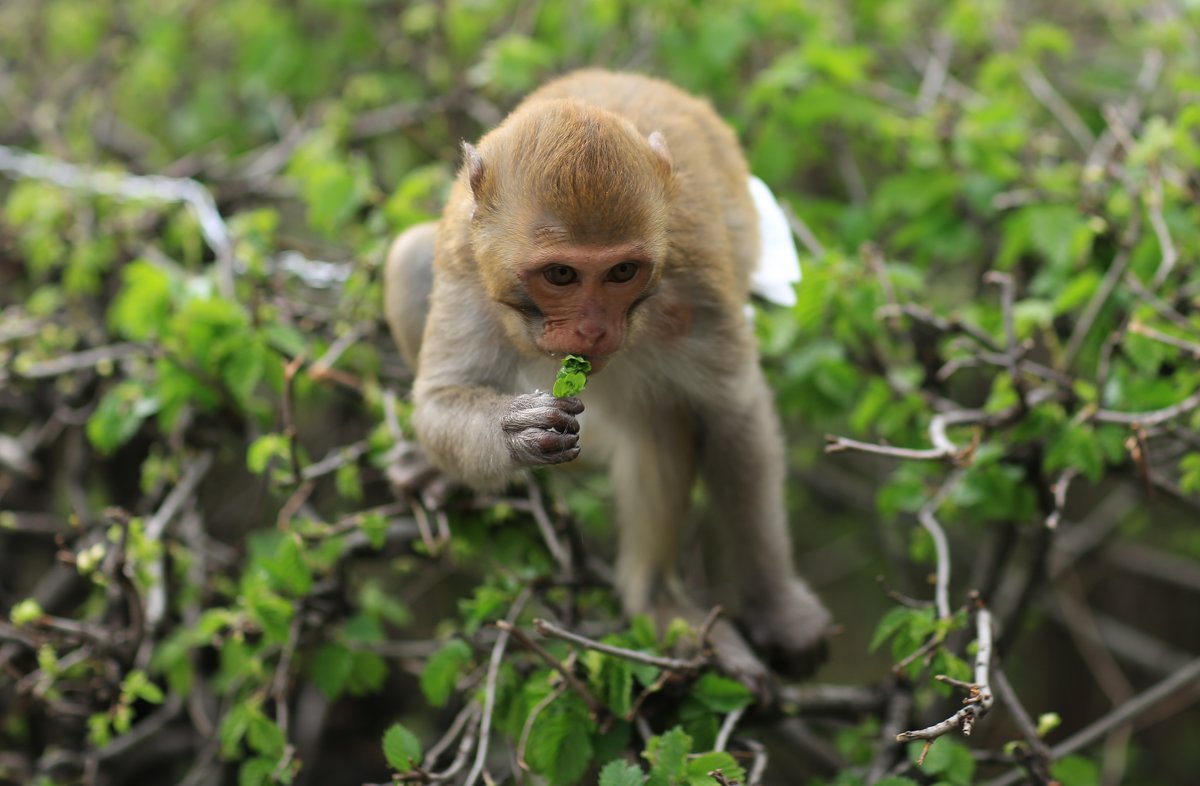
[529, 223, 571, 246]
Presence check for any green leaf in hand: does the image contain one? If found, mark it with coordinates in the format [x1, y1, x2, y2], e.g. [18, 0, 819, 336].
[553, 354, 591, 398]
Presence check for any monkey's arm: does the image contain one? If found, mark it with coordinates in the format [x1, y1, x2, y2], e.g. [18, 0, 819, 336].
[411, 289, 582, 491]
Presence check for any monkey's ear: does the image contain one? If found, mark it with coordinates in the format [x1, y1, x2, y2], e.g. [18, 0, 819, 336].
[462, 142, 485, 199]
[647, 131, 672, 177]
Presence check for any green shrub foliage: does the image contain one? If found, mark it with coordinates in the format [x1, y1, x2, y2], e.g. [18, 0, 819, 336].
[1, 1, 1199, 785]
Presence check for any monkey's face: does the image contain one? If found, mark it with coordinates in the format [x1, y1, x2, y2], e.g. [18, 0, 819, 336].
[517, 242, 656, 370]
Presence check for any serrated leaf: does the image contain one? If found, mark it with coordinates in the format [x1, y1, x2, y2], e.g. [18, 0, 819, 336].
[691, 673, 753, 713]
[245, 585, 294, 642]
[645, 726, 691, 785]
[870, 606, 931, 652]
[599, 760, 647, 786]
[686, 752, 745, 785]
[420, 639, 473, 708]
[525, 691, 594, 785]
[262, 534, 313, 596]
[382, 722, 423, 772]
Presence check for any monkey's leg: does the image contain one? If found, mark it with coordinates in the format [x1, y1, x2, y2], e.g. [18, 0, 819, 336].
[611, 409, 770, 686]
[701, 363, 831, 677]
[383, 221, 438, 371]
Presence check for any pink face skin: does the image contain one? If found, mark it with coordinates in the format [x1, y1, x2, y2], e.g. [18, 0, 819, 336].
[522, 243, 652, 372]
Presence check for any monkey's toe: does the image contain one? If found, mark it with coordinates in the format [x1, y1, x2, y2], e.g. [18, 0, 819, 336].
[741, 582, 833, 679]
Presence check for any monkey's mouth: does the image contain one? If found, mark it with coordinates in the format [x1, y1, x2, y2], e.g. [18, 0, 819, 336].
[584, 355, 608, 374]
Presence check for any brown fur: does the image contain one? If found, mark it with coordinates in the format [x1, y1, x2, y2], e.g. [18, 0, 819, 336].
[385, 70, 830, 683]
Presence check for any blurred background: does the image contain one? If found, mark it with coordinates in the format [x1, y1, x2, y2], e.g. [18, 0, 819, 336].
[1, 1, 1199, 785]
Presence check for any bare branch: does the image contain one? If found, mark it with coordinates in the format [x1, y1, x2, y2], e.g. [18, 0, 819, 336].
[0, 145, 237, 298]
[919, 471, 962, 621]
[496, 620, 602, 716]
[464, 588, 531, 786]
[1093, 389, 1200, 426]
[532, 618, 705, 673]
[896, 607, 994, 742]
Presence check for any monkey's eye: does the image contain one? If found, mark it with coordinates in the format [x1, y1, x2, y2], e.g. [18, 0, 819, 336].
[608, 261, 640, 283]
[543, 265, 578, 286]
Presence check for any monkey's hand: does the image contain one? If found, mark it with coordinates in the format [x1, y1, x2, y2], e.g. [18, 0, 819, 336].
[502, 393, 583, 466]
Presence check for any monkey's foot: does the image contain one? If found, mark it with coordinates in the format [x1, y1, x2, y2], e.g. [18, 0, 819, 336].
[741, 580, 832, 679]
[706, 618, 772, 694]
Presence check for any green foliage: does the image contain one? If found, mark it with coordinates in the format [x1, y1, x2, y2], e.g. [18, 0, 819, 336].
[381, 722, 423, 772]
[2, 0, 1197, 783]
[420, 639, 474, 707]
[553, 353, 592, 397]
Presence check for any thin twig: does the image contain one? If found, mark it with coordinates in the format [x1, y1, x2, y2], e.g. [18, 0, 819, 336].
[991, 666, 1052, 781]
[522, 471, 571, 573]
[1128, 322, 1200, 358]
[464, 588, 531, 786]
[496, 621, 602, 716]
[532, 618, 705, 673]
[0, 145, 236, 298]
[1093, 389, 1200, 426]
[896, 607, 994, 743]
[919, 471, 962, 621]
[714, 706, 745, 752]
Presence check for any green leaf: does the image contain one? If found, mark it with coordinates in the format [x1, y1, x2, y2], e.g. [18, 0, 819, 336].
[358, 512, 388, 550]
[311, 643, 354, 700]
[599, 760, 647, 786]
[245, 708, 285, 758]
[685, 752, 746, 785]
[238, 757, 277, 786]
[420, 639, 473, 708]
[690, 673, 753, 713]
[382, 722, 423, 773]
[1051, 755, 1100, 786]
[525, 691, 594, 785]
[912, 737, 975, 785]
[870, 606, 933, 652]
[1179, 453, 1200, 495]
[346, 651, 388, 695]
[108, 260, 174, 341]
[262, 533, 313, 596]
[87, 381, 159, 455]
[122, 669, 165, 705]
[645, 726, 691, 786]
[553, 354, 592, 397]
[247, 433, 290, 475]
[244, 584, 295, 642]
[10, 598, 44, 627]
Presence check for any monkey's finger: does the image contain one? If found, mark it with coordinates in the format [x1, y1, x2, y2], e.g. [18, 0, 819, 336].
[541, 445, 581, 465]
[503, 406, 578, 433]
[551, 396, 584, 415]
[532, 429, 579, 454]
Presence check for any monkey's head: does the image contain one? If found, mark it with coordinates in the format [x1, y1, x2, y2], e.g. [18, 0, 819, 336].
[463, 99, 675, 371]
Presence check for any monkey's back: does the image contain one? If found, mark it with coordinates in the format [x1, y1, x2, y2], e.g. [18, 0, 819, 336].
[524, 70, 758, 298]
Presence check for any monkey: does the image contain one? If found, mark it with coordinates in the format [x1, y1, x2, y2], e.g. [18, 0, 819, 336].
[384, 70, 830, 683]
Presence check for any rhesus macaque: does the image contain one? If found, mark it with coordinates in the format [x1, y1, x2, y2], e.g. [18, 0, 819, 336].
[384, 70, 830, 682]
